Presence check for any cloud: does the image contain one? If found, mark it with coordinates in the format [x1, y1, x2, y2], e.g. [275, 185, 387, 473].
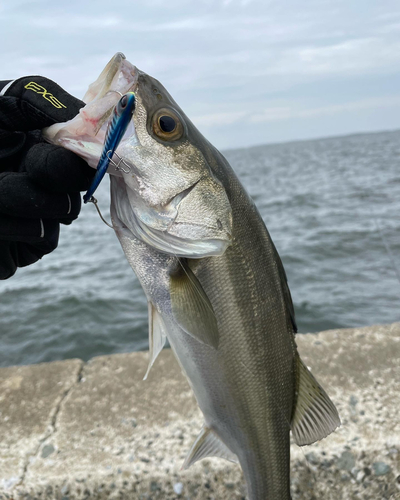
[250, 96, 400, 124]
[30, 15, 121, 29]
[191, 95, 400, 131]
[1, 0, 400, 148]
[192, 110, 248, 126]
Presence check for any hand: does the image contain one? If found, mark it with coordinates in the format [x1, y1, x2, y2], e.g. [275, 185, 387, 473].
[0, 76, 94, 279]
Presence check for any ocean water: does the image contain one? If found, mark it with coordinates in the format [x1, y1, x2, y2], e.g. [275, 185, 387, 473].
[1, 130, 399, 368]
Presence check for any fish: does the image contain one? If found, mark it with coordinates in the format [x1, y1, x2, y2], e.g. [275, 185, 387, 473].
[44, 53, 340, 500]
[83, 91, 136, 203]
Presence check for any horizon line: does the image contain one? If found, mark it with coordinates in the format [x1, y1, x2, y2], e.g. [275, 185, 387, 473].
[222, 127, 400, 154]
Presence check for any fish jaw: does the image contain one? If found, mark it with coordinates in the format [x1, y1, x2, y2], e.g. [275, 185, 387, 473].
[43, 53, 139, 170]
[82, 51, 127, 104]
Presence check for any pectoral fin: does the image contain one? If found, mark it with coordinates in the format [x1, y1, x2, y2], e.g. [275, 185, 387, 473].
[291, 355, 341, 446]
[170, 259, 219, 349]
[143, 302, 167, 380]
[183, 426, 238, 469]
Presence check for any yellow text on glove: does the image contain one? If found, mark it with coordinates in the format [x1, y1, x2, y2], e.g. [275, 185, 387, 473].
[24, 82, 67, 109]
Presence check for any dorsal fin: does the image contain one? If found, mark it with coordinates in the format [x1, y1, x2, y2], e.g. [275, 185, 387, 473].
[183, 426, 238, 469]
[170, 259, 219, 349]
[291, 355, 340, 445]
[143, 302, 167, 380]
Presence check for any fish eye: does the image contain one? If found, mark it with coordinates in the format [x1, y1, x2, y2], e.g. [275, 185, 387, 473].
[152, 108, 184, 142]
[159, 115, 176, 133]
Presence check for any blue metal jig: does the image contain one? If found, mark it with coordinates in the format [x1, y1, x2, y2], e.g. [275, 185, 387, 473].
[83, 91, 136, 204]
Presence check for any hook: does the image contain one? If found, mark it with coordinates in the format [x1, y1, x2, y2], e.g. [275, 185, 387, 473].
[87, 196, 113, 229]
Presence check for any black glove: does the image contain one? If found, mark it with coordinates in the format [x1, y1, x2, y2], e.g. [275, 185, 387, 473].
[0, 76, 94, 279]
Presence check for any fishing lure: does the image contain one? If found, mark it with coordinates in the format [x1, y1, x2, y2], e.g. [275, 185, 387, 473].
[83, 91, 136, 204]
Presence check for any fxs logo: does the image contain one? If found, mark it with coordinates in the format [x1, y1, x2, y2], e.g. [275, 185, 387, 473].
[24, 82, 67, 109]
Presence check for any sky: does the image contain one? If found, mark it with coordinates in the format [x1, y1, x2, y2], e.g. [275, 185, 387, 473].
[1, 0, 400, 149]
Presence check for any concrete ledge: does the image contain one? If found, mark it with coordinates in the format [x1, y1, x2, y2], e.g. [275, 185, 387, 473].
[1, 323, 399, 499]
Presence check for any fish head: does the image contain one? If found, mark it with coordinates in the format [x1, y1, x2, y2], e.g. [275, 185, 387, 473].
[44, 53, 233, 258]
[114, 69, 233, 258]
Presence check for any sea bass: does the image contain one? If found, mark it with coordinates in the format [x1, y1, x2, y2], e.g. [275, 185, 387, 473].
[44, 53, 340, 499]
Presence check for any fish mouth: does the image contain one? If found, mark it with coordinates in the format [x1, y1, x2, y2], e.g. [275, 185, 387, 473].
[82, 52, 139, 106]
[79, 53, 139, 142]
[43, 53, 140, 173]
[111, 176, 232, 258]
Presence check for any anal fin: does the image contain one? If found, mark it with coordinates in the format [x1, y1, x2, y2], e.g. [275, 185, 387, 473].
[183, 426, 238, 469]
[291, 355, 341, 446]
[143, 302, 167, 380]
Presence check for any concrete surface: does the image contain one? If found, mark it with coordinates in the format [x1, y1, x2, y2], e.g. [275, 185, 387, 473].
[0, 323, 399, 499]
